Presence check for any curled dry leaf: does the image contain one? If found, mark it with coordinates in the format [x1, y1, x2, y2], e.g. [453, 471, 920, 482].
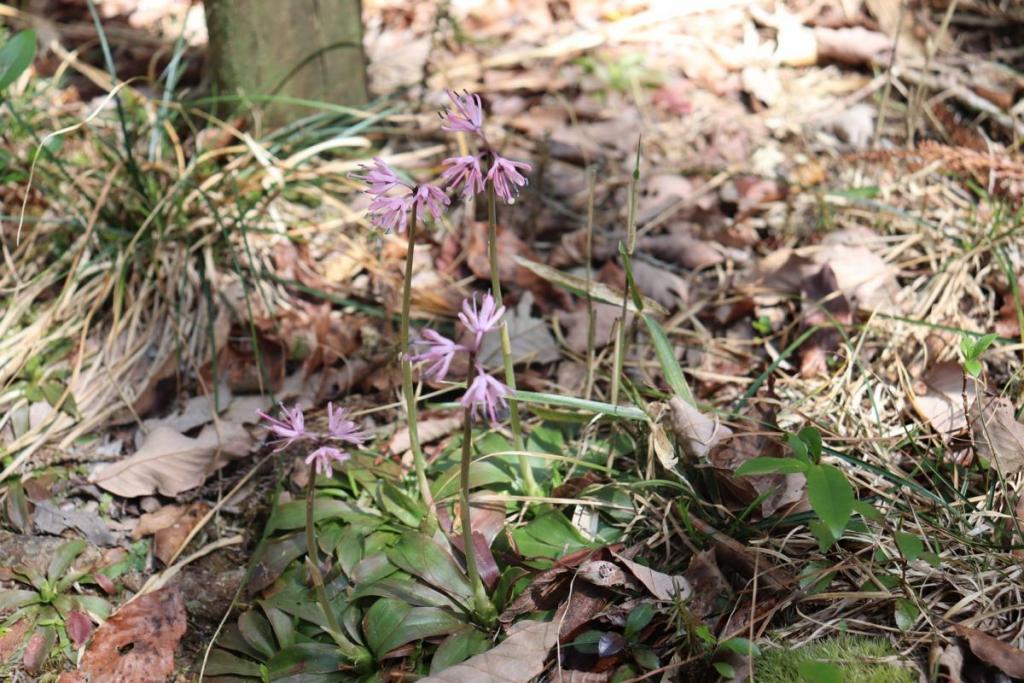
[909, 362, 976, 442]
[638, 234, 725, 270]
[611, 551, 692, 601]
[389, 413, 464, 456]
[58, 586, 186, 683]
[90, 422, 252, 498]
[970, 396, 1024, 477]
[668, 396, 733, 461]
[953, 623, 1024, 679]
[143, 502, 210, 565]
[420, 619, 559, 683]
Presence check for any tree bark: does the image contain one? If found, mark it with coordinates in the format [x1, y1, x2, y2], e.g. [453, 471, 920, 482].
[204, 0, 369, 127]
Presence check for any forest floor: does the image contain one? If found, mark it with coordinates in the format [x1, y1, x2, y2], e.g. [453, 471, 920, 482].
[3, 0, 1024, 681]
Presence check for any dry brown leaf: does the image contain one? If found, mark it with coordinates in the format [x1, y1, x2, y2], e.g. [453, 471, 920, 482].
[420, 619, 559, 682]
[477, 292, 559, 367]
[629, 260, 689, 311]
[58, 586, 186, 683]
[142, 502, 209, 565]
[90, 422, 252, 498]
[953, 623, 1024, 679]
[971, 396, 1024, 477]
[909, 362, 976, 441]
[638, 234, 725, 270]
[561, 302, 629, 355]
[389, 413, 464, 456]
[814, 26, 892, 66]
[611, 551, 692, 601]
[682, 549, 729, 620]
[668, 396, 733, 461]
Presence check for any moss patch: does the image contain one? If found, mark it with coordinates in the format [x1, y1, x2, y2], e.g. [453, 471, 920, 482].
[755, 635, 916, 683]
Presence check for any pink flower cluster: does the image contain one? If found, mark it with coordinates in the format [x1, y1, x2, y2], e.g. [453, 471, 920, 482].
[257, 402, 367, 477]
[351, 158, 448, 234]
[408, 292, 511, 425]
[440, 90, 532, 205]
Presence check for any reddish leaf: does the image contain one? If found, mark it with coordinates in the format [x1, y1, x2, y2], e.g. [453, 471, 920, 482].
[23, 627, 54, 674]
[58, 586, 187, 683]
[954, 623, 1024, 678]
[66, 611, 93, 649]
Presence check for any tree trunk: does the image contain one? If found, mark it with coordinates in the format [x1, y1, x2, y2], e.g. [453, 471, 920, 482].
[204, 0, 369, 127]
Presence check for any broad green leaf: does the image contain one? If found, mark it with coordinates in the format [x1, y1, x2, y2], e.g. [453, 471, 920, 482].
[0, 31, 37, 91]
[0, 589, 39, 611]
[432, 460, 512, 501]
[262, 605, 295, 650]
[805, 464, 853, 540]
[572, 630, 627, 657]
[894, 598, 919, 631]
[430, 626, 491, 675]
[386, 533, 473, 608]
[203, 648, 264, 677]
[363, 599, 464, 658]
[350, 575, 459, 610]
[851, 500, 881, 521]
[643, 314, 694, 406]
[797, 427, 822, 459]
[633, 645, 659, 670]
[47, 539, 86, 583]
[714, 662, 736, 678]
[266, 642, 347, 677]
[809, 520, 836, 553]
[509, 509, 594, 560]
[624, 603, 655, 640]
[719, 637, 761, 657]
[735, 457, 809, 476]
[271, 498, 381, 531]
[72, 595, 111, 621]
[894, 532, 924, 562]
[376, 481, 424, 527]
[798, 562, 835, 595]
[214, 623, 263, 659]
[964, 358, 982, 377]
[238, 609, 277, 659]
[788, 434, 809, 462]
[798, 660, 843, 683]
[351, 553, 398, 584]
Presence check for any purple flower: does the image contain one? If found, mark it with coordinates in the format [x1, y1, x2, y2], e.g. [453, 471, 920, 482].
[412, 183, 450, 222]
[306, 445, 351, 477]
[257, 404, 310, 450]
[408, 329, 462, 381]
[327, 402, 366, 445]
[459, 292, 505, 350]
[367, 194, 411, 234]
[351, 157, 406, 196]
[461, 366, 510, 425]
[441, 155, 485, 199]
[441, 90, 484, 134]
[486, 155, 531, 204]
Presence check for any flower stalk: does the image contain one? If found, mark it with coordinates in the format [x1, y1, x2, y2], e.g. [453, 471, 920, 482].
[399, 205, 438, 531]
[486, 186, 540, 498]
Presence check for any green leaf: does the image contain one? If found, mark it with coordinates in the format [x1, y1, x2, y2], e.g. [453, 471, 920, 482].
[4, 480, 31, 533]
[376, 481, 423, 527]
[429, 626, 491, 675]
[797, 427, 822, 459]
[974, 332, 998, 355]
[509, 509, 594, 560]
[349, 575, 460, 610]
[271, 498, 380, 531]
[238, 609, 277, 659]
[261, 605, 295, 650]
[0, 589, 40, 611]
[643, 314, 694, 406]
[798, 660, 844, 683]
[894, 532, 924, 562]
[719, 637, 761, 657]
[432, 460, 512, 501]
[735, 457, 809, 476]
[0, 30, 37, 91]
[47, 539, 86, 583]
[713, 661, 736, 679]
[386, 533, 473, 608]
[809, 520, 836, 553]
[619, 245, 646, 313]
[805, 464, 853, 540]
[851, 500, 881, 521]
[514, 390, 648, 421]
[894, 598, 919, 631]
[203, 648, 264, 677]
[266, 642, 347, 677]
[632, 645, 659, 670]
[624, 603, 655, 640]
[963, 358, 982, 377]
[23, 383, 43, 403]
[40, 381, 64, 408]
[798, 562, 835, 595]
[363, 599, 464, 658]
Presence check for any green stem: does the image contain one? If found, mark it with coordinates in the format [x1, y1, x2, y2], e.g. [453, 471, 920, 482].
[459, 375, 497, 623]
[305, 475, 370, 666]
[400, 205, 438, 531]
[486, 186, 540, 498]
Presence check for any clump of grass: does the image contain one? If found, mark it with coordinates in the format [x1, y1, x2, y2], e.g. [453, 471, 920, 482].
[755, 635, 916, 683]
